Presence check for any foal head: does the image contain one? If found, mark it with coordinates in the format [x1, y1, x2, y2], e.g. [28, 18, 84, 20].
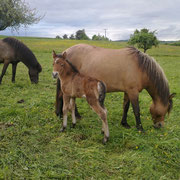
[52, 50, 67, 79]
[150, 93, 176, 128]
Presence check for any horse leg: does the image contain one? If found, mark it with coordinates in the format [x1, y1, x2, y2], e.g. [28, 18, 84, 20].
[0, 61, 9, 84]
[12, 62, 18, 83]
[70, 97, 76, 128]
[60, 95, 70, 132]
[121, 93, 131, 128]
[55, 78, 63, 117]
[87, 97, 109, 144]
[128, 91, 144, 131]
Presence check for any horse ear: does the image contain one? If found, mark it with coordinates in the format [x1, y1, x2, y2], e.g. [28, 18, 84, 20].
[53, 50, 57, 58]
[62, 52, 67, 59]
[169, 93, 176, 100]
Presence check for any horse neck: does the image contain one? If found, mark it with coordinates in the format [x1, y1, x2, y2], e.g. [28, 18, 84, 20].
[146, 86, 167, 109]
[59, 65, 77, 83]
[17, 53, 37, 70]
[21, 60, 31, 69]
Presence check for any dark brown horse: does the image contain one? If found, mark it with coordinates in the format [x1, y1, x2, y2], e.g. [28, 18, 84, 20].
[0, 37, 42, 84]
[55, 44, 175, 131]
[52, 51, 109, 143]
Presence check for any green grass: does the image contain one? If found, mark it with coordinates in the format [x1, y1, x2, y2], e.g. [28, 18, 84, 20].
[0, 36, 180, 179]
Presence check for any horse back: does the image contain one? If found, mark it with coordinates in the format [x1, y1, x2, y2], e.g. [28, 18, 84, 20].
[65, 44, 148, 93]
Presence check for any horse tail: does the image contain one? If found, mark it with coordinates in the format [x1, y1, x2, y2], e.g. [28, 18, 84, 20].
[97, 81, 106, 108]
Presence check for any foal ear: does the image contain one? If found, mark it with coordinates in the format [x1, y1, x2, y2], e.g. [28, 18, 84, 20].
[62, 51, 67, 59]
[169, 93, 176, 100]
[52, 50, 57, 58]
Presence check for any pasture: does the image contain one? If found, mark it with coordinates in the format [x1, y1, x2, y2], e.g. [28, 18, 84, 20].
[0, 36, 179, 179]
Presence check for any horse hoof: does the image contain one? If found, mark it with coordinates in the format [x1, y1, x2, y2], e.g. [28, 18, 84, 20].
[121, 122, 131, 129]
[102, 137, 109, 145]
[60, 127, 66, 132]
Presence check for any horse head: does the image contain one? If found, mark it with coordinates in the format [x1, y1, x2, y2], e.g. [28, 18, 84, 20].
[150, 93, 176, 128]
[52, 50, 67, 79]
[29, 63, 42, 83]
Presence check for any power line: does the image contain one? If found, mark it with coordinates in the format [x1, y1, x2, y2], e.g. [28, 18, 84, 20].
[104, 29, 107, 38]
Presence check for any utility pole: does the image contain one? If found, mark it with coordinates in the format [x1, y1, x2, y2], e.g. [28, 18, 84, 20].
[104, 29, 107, 38]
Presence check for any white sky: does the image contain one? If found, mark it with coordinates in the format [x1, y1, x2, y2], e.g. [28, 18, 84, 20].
[1, 0, 180, 41]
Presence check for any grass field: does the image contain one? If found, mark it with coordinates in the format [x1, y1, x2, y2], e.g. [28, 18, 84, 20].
[0, 36, 180, 179]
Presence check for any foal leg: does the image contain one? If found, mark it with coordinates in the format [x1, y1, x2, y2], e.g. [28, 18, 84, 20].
[60, 95, 70, 132]
[12, 62, 17, 83]
[87, 97, 109, 144]
[121, 93, 131, 128]
[55, 78, 81, 119]
[128, 91, 144, 131]
[0, 61, 9, 84]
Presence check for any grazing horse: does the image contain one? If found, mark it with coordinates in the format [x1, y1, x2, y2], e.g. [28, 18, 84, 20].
[52, 50, 109, 143]
[0, 37, 42, 84]
[55, 44, 175, 131]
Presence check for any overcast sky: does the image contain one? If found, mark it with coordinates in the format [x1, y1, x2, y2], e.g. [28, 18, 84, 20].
[1, 0, 180, 41]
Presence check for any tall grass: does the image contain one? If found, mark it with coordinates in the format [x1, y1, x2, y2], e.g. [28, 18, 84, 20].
[0, 36, 179, 179]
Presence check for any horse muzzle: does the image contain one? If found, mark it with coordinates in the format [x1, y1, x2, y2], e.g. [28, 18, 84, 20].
[52, 72, 58, 79]
[153, 121, 164, 129]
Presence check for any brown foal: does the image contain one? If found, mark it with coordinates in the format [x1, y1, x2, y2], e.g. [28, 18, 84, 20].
[52, 50, 109, 144]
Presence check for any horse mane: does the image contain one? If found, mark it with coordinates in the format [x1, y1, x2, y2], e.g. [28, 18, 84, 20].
[57, 54, 79, 73]
[128, 47, 170, 105]
[3, 37, 41, 71]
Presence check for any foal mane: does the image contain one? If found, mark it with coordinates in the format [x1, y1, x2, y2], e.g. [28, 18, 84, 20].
[3, 37, 40, 69]
[128, 47, 170, 105]
[57, 54, 79, 73]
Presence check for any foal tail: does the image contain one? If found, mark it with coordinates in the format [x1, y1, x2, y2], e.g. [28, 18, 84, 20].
[97, 81, 106, 108]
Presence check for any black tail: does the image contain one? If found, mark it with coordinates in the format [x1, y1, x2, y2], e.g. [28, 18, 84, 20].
[98, 81, 106, 108]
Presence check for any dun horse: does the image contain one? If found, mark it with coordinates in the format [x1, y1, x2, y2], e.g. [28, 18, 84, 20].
[52, 50, 109, 143]
[55, 44, 175, 131]
[0, 37, 42, 84]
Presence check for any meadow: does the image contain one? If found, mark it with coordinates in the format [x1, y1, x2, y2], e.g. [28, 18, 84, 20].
[0, 36, 179, 179]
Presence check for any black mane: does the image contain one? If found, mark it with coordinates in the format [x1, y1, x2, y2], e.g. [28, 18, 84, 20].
[66, 59, 79, 73]
[3, 37, 40, 69]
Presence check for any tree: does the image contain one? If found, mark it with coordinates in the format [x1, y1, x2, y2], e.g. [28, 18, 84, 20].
[63, 34, 68, 39]
[75, 29, 89, 40]
[55, 35, 62, 39]
[69, 34, 75, 40]
[92, 34, 110, 41]
[128, 28, 159, 53]
[0, 0, 42, 31]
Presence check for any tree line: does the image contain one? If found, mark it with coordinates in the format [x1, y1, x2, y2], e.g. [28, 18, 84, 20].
[56, 29, 110, 41]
